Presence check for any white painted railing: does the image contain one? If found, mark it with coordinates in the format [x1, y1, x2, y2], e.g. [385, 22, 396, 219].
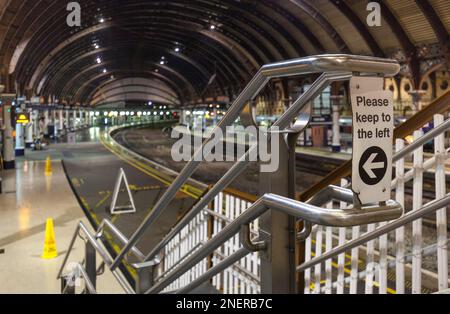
[302, 114, 449, 294]
[157, 191, 260, 293]
[155, 114, 448, 295]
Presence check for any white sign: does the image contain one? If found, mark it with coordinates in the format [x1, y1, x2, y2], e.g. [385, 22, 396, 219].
[351, 77, 394, 204]
[110, 168, 136, 215]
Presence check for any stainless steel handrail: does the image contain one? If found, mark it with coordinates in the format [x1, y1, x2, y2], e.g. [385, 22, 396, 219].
[111, 54, 400, 270]
[393, 118, 450, 161]
[62, 263, 97, 294]
[96, 219, 147, 262]
[57, 221, 135, 294]
[176, 248, 251, 294]
[145, 193, 402, 293]
[296, 194, 450, 273]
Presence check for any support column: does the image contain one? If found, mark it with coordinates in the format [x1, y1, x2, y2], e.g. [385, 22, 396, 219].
[408, 90, 426, 115]
[15, 122, 25, 156]
[79, 109, 83, 128]
[25, 121, 33, 148]
[43, 110, 49, 138]
[85, 110, 90, 126]
[51, 110, 57, 138]
[32, 110, 39, 141]
[258, 133, 296, 293]
[66, 110, 71, 130]
[2, 105, 15, 169]
[331, 95, 343, 152]
[58, 110, 64, 136]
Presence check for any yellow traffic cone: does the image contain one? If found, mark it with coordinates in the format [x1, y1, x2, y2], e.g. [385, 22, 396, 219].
[45, 156, 52, 175]
[42, 218, 58, 260]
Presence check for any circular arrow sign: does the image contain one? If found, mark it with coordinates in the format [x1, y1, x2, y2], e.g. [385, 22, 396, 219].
[358, 146, 388, 185]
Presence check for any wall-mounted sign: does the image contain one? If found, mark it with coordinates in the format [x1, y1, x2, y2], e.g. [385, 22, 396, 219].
[350, 77, 394, 205]
[16, 113, 30, 124]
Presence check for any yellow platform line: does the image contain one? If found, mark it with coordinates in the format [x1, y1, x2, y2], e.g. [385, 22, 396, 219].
[309, 251, 396, 294]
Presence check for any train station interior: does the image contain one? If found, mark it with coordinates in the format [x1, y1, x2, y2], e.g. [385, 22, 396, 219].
[0, 0, 449, 298]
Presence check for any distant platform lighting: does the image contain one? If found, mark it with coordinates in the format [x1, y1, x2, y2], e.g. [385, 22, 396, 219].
[210, 24, 216, 30]
[94, 44, 100, 49]
[96, 57, 102, 64]
[148, 101, 153, 106]
[99, 18, 105, 23]
[102, 68, 107, 73]
[174, 47, 181, 52]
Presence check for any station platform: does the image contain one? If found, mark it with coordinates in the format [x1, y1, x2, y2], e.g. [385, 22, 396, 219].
[0, 157, 123, 293]
[0, 126, 208, 292]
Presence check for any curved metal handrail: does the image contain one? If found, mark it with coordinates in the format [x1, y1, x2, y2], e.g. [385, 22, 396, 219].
[297, 194, 450, 273]
[145, 192, 402, 294]
[109, 54, 400, 271]
[57, 221, 135, 294]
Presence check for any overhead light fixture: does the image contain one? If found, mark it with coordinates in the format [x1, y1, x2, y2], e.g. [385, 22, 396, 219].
[174, 47, 181, 52]
[160, 61, 165, 65]
[94, 44, 100, 49]
[96, 57, 102, 64]
[148, 101, 153, 106]
[103, 69, 107, 73]
[99, 18, 105, 23]
[210, 24, 216, 30]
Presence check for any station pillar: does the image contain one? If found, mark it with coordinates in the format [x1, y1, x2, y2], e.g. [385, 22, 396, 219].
[32, 110, 39, 141]
[51, 110, 57, 138]
[43, 110, 49, 138]
[331, 95, 343, 152]
[258, 133, 297, 294]
[58, 110, 64, 136]
[2, 105, 15, 169]
[66, 110, 71, 130]
[408, 90, 426, 114]
[25, 121, 34, 148]
[85, 110, 90, 126]
[15, 122, 25, 156]
[79, 109, 83, 128]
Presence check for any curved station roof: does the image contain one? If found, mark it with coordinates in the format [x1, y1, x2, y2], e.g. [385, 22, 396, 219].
[0, 0, 448, 107]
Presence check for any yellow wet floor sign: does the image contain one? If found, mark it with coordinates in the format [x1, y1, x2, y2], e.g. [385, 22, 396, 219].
[45, 157, 52, 175]
[42, 218, 58, 259]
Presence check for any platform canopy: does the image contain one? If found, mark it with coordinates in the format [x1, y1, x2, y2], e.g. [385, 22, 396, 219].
[0, 0, 448, 107]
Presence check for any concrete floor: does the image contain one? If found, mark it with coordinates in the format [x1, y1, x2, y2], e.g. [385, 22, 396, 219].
[0, 145, 124, 293]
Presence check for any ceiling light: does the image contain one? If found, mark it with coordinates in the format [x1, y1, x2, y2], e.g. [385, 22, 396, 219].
[174, 47, 180, 52]
[99, 18, 105, 23]
[96, 57, 101, 64]
[210, 25, 216, 30]
[103, 69, 107, 73]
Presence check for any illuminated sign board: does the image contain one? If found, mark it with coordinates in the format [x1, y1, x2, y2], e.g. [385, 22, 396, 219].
[16, 113, 30, 124]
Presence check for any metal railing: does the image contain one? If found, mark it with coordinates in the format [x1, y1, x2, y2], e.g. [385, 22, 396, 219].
[299, 113, 450, 294]
[59, 54, 405, 294]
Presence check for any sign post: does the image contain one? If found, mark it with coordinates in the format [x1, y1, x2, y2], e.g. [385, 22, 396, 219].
[350, 77, 394, 205]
